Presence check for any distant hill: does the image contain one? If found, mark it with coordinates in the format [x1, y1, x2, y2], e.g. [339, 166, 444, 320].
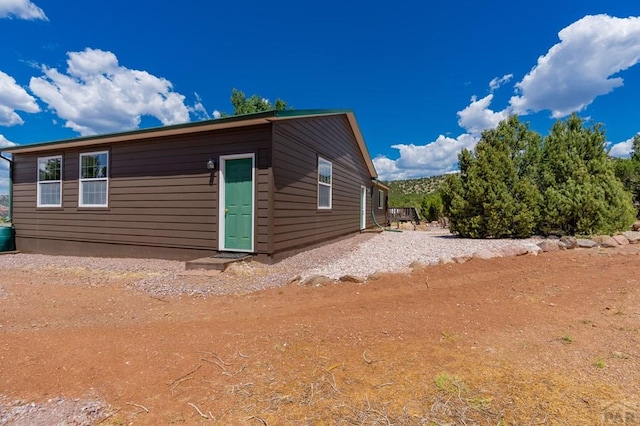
[0, 195, 8, 222]
[383, 175, 448, 207]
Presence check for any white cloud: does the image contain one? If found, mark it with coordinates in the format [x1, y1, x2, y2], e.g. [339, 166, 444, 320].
[489, 74, 513, 92]
[608, 133, 638, 158]
[457, 94, 509, 136]
[190, 92, 210, 120]
[0, 134, 16, 148]
[376, 78, 507, 181]
[376, 15, 640, 182]
[374, 133, 478, 181]
[0, 175, 8, 195]
[212, 110, 222, 119]
[0, 0, 47, 20]
[0, 177, 8, 195]
[510, 14, 640, 118]
[0, 135, 15, 195]
[0, 70, 40, 126]
[29, 48, 190, 136]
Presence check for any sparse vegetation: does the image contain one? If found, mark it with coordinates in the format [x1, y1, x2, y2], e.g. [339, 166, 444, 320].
[561, 334, 574, 345]
[434, 372, 463, 394]
[440, 330, 458, 343]
[2, 244, 637, 424]
[385, 175, 446, 204]
[384, 175, 447, 222]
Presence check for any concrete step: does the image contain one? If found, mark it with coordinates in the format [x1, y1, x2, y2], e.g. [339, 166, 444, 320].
[185, 254, 252, 271]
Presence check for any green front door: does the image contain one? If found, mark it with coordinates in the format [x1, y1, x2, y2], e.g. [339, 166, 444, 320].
[223, 157, 253, 251]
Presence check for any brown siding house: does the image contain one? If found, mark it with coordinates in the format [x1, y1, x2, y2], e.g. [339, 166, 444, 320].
[2, 110, 389, 262]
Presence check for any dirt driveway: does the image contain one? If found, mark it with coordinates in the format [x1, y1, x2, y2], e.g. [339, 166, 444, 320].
[0, 246, 639, 424]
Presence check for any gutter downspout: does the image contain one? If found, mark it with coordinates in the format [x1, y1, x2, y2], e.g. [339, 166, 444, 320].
[371, 178, 402, 232]
[0, 153, 13, 223]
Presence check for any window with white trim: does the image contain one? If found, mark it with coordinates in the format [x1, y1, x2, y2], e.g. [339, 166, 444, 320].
[79, 151, 109, 207]
[378, 189, 384, 209]
[37, 156, 62, 207]
[317, 156, 332, 209]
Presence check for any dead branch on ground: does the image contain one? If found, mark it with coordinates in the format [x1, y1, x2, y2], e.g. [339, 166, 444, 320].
[188, 402, 210, 420]
[168, 364, 202, 394]
[246, 415, 269, 425]
[126, 402, 149, 415]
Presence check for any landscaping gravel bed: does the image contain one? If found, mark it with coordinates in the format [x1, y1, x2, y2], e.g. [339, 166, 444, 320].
[303, 229, 540, 279]
[0, 397, 106, 426]
[0, 229, 541, 297]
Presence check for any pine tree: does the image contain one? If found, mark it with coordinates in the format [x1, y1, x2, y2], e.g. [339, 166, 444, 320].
[223, 88, 290, 116]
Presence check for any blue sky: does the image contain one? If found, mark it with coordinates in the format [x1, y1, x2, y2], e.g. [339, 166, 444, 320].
[1, 1, 640, 193]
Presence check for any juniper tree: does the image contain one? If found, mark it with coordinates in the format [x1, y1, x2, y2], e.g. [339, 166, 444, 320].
[539, 114, 634, 235]
[613, 134, 640, 216]
[441, 115, 542, 238]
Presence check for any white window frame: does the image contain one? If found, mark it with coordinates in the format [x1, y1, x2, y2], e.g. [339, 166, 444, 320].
[37, 155, 62, 208]
[378, 189, 384, 209]
[79, 151, 109, 208]
[317, 156, 332, 209]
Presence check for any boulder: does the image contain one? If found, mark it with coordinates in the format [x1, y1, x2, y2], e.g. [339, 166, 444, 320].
[632, 221, 640, 231]
[399, 222, 415, 231]
[622, 231, 640, 244]
[522, 242, 543, 254]
[559, 236, 578, 249]
[453, 255, 471, 264]
[409, 260, 428, 271]
[537, 240, 560, 252]
[472, 249, 498, 260]
[368, 272, 384, 281]
[613, 235, 630, 245]
[592, 235, 619, 248]
[300, 274, 334, 287]
[339, 274, 365, 283]
[577, 239, 598, 248]
[500, 245, 529, 257]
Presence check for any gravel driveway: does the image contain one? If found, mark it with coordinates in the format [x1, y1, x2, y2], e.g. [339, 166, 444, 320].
[0, 228, 540, 297]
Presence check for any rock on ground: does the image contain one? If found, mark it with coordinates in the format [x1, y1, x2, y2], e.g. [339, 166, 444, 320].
[623, 231, 640, 244]
[577, 239, 599, 248]
[592, 235, 619, 248]
[537, 240, 560, 252]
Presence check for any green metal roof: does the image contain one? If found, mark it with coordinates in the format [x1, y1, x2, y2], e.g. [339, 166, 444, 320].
[2, 109, 352, 152]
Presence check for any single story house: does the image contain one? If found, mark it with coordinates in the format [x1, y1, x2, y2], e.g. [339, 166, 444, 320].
[2, 109, 389, 262]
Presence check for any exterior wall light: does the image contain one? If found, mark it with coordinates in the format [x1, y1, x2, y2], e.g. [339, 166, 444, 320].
[207, 159, 216, 170]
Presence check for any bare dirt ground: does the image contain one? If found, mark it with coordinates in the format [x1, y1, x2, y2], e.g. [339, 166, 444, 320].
[1, 245, 639, 425]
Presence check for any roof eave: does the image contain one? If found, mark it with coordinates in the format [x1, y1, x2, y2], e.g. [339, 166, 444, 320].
[344, 112, 377, 179]
[1, 108, 380, 180]
[1, 116, 276, 154]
